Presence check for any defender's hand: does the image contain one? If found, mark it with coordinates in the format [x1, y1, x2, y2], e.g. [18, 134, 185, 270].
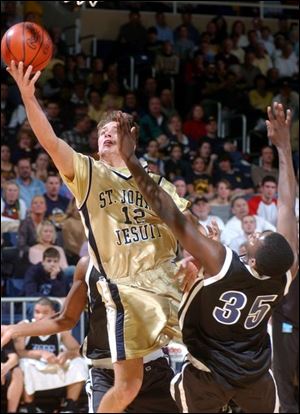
[266, 102, 292, 148]
[116, 111, 137, 161]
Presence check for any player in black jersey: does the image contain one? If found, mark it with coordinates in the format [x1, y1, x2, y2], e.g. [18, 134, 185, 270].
[1, 257, 180, 413]
[117, 102, 299, 413]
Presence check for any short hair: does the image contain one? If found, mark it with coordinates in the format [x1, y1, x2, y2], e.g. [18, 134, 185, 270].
[35, 297, 57, 311]
[97, 111, 137, 133]
[255, 232, 294, 277]
[231, 195, 246, 208]
[262, 175, 277, 185]
[42, 246, 60, 261]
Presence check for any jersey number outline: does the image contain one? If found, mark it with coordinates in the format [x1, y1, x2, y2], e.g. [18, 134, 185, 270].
[213, 290, 278, 329]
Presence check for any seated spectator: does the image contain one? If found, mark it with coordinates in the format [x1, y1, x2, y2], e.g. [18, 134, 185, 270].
[239, 51, 262, 90]
[122, 91, 144, 121]
[14, 297, 88, 413]
[213, 153, 254, 197]
[61, 198, 86, 265]
[249, 74, 273, 114]
[44, 100, 65, 136]
[191, 196, 225, 233]
[61, 114, 91, 153]
[215, 37, 240, 66]
[42, 63, 71, 101]
[160, 89, 177, 119]
[85, 127, 100, 160]
[221, 196, 275, 246]
[15, 158, 46, 209]
[139, 139, 165, 176]
[1, 328, 23, 414]
[70, 80, 88, 107]
[1, 144, 16, 184]
[101, 81, 124, 112]
[248, 176, 278, 226]
[183, 104, 207, 149]
[251, 145, 279, 189]
[7, 103, 26, 131]
[231, 20, 248, 48]
[11, 129, 37, 165]
[166, 114, 190, 159]
[174, 24, 195, 61]
[164, 144, 191, 182]
[173, 176, 188, 198]
[186, 156, 214, 200]
[145, 26, 163, 65]
[229, 214, 257, 253]
[139, 97, 169, 147]
[138, 77, 158, 110]
[259, 26, 275, 58]
[197, 140, 217, 175]
[252, 42, 273, 76]
[272, 78, 299, 123]
[1, 181, 27, 233]
[231, 34, 245, 64]
[28, 221, 69, 271]
[87, 90, 104, 124]
[18, 195, 47, 259]
[32, 151, 51, 183]
[201, 116, 224, 154]
[209, 179, 232, 223]
[44, 174, 70, 227]
[155, 41, 180, 80]
[24, 247, 69, 297]
[274, 41, 298, 78]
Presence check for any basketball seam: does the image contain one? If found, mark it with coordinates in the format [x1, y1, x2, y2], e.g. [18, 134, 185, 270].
[5, 30, 19, 63]
[32, 53, 52, 71]
[28, 23, 44, 67]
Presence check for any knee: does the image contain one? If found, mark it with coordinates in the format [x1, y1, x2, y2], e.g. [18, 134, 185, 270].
[114, 378, 143, 405]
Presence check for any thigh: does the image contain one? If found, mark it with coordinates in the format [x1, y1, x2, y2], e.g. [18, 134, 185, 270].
[233, 370, 279, 413]
[86, 367, 114, 413]
[171, 362, 232, 413]
[126, 357, 179, 413]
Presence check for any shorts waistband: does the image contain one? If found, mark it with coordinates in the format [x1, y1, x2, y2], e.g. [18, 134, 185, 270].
[91, 350, 165, 369]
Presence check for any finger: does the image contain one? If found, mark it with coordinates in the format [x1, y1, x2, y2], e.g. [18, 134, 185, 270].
[267, 105, 274, 122]
[277, 103, 285, 124]
[24, 65, 33, 84]
[18, 61, 24, 77]
[286, 109, 292, 127]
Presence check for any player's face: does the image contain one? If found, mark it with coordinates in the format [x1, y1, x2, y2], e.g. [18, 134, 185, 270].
[34, 304, 56, 321]
[98, 121, 119, 157]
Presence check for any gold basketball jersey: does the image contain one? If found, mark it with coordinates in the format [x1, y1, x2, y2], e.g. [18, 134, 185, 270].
[61, 151, 189, 282]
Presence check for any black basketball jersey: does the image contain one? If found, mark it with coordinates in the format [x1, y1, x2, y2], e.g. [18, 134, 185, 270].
[179, 246, 292, 387]
[25, 332, 60, 356]
[80, 261, 110, 360]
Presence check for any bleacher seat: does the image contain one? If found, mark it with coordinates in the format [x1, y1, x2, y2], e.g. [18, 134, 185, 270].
[2, 232, 18, 247]
[6, 278, 25, 297]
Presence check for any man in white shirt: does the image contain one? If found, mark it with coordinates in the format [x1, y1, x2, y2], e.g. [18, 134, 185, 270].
[221, 196, 275, 246]
[229, 214, 257, 253]
[191, 196, 225, 233]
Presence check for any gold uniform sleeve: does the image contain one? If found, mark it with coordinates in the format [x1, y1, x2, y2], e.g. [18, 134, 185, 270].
[60, 152, 90, 206]
[158, 176, 190, 212]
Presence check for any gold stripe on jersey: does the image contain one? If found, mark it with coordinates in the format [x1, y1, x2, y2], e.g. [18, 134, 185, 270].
[60, 151, 189, 281]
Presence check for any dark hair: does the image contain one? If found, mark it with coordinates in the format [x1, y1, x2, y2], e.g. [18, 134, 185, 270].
[43, 247, 60, 260]
[35, 297, 56, 311]
[255, 232, 294, 277]
[262, 175, 277, 185]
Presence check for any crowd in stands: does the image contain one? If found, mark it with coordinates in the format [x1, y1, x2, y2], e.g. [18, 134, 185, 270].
[1, 1, 299, 412]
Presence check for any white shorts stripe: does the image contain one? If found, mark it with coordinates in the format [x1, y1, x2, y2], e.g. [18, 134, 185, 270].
[86, 368, 94, 413]
[269, 368, 280, 413]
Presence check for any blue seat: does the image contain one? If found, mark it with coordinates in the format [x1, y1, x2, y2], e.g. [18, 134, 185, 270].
[6, 278, 25, 297]
[2, 232, 18, 247]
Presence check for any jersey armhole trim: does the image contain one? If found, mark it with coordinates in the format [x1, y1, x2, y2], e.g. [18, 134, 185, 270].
[284, 270, 293, 296]
[204, 246, 233, 286]
[78, 156, 92, 211]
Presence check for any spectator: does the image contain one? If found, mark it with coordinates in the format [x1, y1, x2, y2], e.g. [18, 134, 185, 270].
[166, 114, 190, 159]
[43, 174, 70, 226]
[231, 20, 248, 48]
[11, 129, 37, 165]
[42, 63, 71, 101]
[239, 51, 262, 90]
[7, 103, 26, 131]
[244, 29, 259, 54]
[138, 77, 158, 110]
[229, 214, 257, 253]
[87, 90, 103, 124]
[231, 34, 245, 64]
[272, 78, 299, 123]
[1, 145, 16, 184]
[221, 196, 275, 246]
[274, 41, 299, 78]
[48, 26, 68, 58]
[61, 198, 86, 265]
[174, 25, 195, 61]
[101, 81, 124, 112]
[251, 145, 279, 189]
[0, 329, 23, 414]
[1, 83, 16, 127]
[249, 74, 273, 114]
[160, 88, 177, 119]
[139, 139, 165, 176]
[155, 41, 180, 85]
[61, 114, 91, 153]
[213, 153, 254, 197]
[145, 26, 163, 65]
[252, 43, 273, 76]
[45, 100, 65, 136]
[25, 247, 69, 297]
[28, 220, 69, 270]
[248, 176, 278, 226]
[155, 12, 174, 44]
[18, 195, 47, 259]
[197, 140, 216, 175]
[1, 180, 27, 233]
[183, 104, 207, 148]
[259, 26, 275, 58]
[70, 80, 88, 107]
[174, 11, 200, 44]
[14, 297, 88, 413]
[32, 152, 51, 183]
[201, 116, 224, 153]
[139, 97, 169, 146]
[15, 158, 45, 209]
[211, 15, 228, 44]
[209, 179, 232, 224]
[191, 196, 225, 233]
[117, 10, 147, 55]
[186, 156, 215, 200]
[173, 176, 188, 198]
[215, 38, 240, 66]
[86, 127, 100, 160]
[122, 91, 143, 121]
[164, 144, 191, 182]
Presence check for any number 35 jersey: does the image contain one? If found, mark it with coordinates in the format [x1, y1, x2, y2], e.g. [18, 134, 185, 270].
[61, 152, 189, 285]
[179, 246, 293, 387]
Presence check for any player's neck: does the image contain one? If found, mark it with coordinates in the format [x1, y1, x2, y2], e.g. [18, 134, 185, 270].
[100, 154, 127, 168]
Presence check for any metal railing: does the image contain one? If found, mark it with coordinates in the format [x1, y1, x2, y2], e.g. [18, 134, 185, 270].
[1, 297, 86, 344]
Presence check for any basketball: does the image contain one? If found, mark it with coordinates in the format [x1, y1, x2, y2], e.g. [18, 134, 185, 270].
[1, 22, 53, 72]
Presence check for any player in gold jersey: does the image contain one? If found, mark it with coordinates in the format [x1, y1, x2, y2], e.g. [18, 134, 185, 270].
[7, 61, 195, 413]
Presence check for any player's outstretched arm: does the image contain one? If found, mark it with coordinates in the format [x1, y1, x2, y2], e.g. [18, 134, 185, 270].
[1, 257, 89, 348]
[266, 102, 299, 278]
[7, 61, 74, 180]
[117, 112, 226, 275]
